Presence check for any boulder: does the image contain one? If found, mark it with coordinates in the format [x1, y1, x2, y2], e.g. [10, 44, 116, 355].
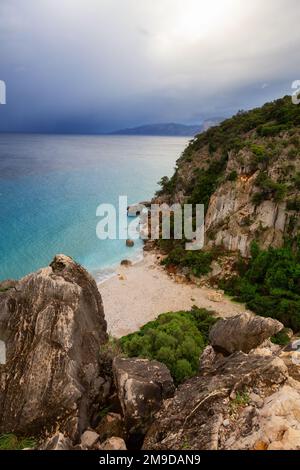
[0, 254, 108, 439]
[209, 312, 283, 354]
[96, 412, 124, 441]
[120, 259, 132, 267]
[100, 437, 127, 450]
[80, 430, 100, 449]
[126, 239, 134, 247]
[113, 357, 175, 438]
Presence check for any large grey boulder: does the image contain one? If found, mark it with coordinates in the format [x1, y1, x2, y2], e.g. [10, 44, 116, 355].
[0, 254, 108, 439]
[209, 312, 283, 354]
[113, 357, 175, 438]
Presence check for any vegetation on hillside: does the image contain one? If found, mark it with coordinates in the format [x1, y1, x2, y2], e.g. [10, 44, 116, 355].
[221, 241, 300, 331]
[119, 307, 217, 384]
[157, 95, 300, 199]
[154, 96, 300, 332]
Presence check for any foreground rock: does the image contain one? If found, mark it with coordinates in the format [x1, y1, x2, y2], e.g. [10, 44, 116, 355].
[99, 436, 127, 450]
[96, 412, 125, 442]
[209, 312, 283, 354]
[143, 351, 289, 450]
[113, 357, 175, 440]
[0, 254, 108, 438]
[40, 432, 73, 450]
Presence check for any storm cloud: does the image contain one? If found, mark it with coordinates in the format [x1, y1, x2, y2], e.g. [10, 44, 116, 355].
[0, 0, 299, 132]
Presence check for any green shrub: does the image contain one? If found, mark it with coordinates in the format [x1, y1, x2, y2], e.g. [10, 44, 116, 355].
[0, 434, 36, 450]
[162, 247, 213, 277]
[119, 307, 217, 384]
[222, 242, 300, 331]
[271, 328, 291, 346]
[254, 172, 287, 203]
[227, 170, 238, 181]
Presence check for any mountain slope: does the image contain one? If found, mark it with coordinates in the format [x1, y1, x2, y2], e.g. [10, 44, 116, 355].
[156, 96, 300, 256]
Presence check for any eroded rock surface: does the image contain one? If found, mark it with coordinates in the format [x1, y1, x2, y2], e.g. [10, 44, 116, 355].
[209, 312, 283, 354]
[0, 254, 108, 438]
[113, 357, 175, 438]
[143, 351, 289, 450]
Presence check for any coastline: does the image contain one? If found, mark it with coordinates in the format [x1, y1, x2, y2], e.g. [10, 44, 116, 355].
[98, 251, 251, 338]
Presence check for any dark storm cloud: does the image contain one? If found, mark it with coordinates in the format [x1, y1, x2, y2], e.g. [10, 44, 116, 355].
[0, 0, 299, 132]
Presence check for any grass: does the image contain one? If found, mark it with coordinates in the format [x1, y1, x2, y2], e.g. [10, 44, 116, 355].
[229, 391, 250, 414]
[0, 433, 36, 450]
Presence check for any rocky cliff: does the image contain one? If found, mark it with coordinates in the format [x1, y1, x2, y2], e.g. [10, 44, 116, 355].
[0, 255, 108, 440]
[1, 256, 300, 451]
[156, 96, 300, 256]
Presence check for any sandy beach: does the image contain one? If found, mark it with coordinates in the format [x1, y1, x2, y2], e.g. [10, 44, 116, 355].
[99, 252, 250, 337]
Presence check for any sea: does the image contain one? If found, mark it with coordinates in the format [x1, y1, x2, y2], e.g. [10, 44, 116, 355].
[0, 134, 188, 282]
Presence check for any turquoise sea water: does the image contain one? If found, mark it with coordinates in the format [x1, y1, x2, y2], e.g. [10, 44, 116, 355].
[0, 134, 188, 282]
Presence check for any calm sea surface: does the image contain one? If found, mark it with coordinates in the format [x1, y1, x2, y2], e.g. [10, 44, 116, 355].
[0, 134, 188, 281]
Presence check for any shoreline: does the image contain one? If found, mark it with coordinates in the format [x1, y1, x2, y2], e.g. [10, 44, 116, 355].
[98, 251, 251, 338]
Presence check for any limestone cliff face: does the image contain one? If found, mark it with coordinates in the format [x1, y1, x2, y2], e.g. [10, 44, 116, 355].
[155, 96, 300, 256]
[0, 255, 108, 439]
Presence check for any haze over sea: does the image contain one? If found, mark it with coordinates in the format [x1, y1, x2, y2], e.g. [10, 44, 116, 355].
[0, 134, 188, 282]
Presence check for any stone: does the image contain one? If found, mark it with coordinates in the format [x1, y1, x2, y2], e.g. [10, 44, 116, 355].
[209, 312, 283, 354]
[249, 392, 264, 408]
[231, 385, 300, 450]
[126, 239, 134, 247]
[100, 437, 127, 450]
[96, 412, 124, 441]
[80, 430, 100, 449]
[199, 346, 218, 374]
[207, 291, 223, 303]
[120, 259, 132, 267]
[223, 419, 230, 427]
[113, 357, 175, 437]
[0, 254, 108, 439]
[40, 432, 72, 450]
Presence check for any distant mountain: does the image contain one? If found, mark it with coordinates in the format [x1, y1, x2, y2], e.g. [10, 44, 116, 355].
[109, 119, 223, 137]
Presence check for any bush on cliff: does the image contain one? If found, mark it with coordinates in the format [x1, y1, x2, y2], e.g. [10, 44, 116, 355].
[221, 241, 300, 331]
[119, 307, 217, 385]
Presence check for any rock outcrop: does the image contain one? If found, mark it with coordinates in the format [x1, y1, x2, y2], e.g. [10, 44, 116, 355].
[0, 254, 108, 439]
[143, 313, 300, 451]
[209, 312, 283, 354]
[155, 96, 300, 257]
[113, 357, 175, 440]
[143, 351, 289, 450]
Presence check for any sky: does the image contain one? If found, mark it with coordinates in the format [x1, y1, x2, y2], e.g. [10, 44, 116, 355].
[0, 0, 299, 133]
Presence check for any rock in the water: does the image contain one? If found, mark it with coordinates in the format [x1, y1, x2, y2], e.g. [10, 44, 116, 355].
[209, 312, 283, 354]
[0, 254, 108, 439]
[113, 357, 175, 438]
[143, 352, 288, 450]
[100, 436, 127, 450]
[96, 412, 124, 442]
[40, 432, 72, 450]
[120, 259, 132, 267]
[80, 430, 100, 449]
[126, 239, 134, 247]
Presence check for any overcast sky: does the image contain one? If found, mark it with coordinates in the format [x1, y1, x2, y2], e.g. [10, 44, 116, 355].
[0, 0, 299, 133]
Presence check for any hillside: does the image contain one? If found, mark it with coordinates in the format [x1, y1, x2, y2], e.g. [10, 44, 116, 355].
[109, 119, 222, 137]
[156, 96, 300, 254]
[154, 96, 300, 329]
